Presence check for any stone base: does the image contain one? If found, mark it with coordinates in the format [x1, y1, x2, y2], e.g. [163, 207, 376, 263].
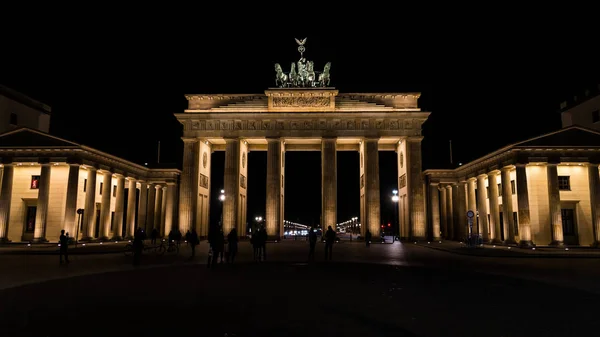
[504, 239, 517, 246]
[80, 236, 94, 242]
[0, 237, 12, 244]
[491, 238, 503, 244]
[411, 236, 426, 242]
[32, 237, 49, 243]
[110, 236, 123, 241]
[592, 241, 600, 248]
[518, 240, 535, 248]
[97, 236, 109, 242]
[549, 240, 564, 247]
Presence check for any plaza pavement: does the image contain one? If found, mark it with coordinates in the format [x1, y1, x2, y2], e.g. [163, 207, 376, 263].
[0, 240, 599, 337]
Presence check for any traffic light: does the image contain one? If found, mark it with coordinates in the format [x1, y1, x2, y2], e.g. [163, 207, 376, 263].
[387, 223, 391, 227]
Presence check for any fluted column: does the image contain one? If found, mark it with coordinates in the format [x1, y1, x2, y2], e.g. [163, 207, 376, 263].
[82, 167, 97, 240]
[111, 174, 125, 240]
[266, 138, 283, 238]
[362, 138, 381, 237]
[446, 185, 454, 240]
[160, 186, 167, 235]
[406, 138, 425, 239]
[501, 167, 517, 244]
[476, 174, 490, 242]
[439, 186, 447, 238]
[321, 137, 337, 232]
[467, 178, 477, 235]
[457, 182, 467, 239]
[33, 163, 52, 242]
[63, 164, 80, 238]
[449, 184, 465, 240]
[547, 164, 564, 246]
[146, 183, 156, 233]
[98, 171, 112, 240]
[429, 183, 441, 240]
[0, 164, 14, 242]
[516, 164, 534, 247]
[154, 185, 163, 235]
[179, 138, 198, 233]
[125, 178, 136, 238]
[223, 138, 241, 236]
[163, 183, 177, 235]
[487, 171, 502, 244]
[137, 182, 148, 231]
[588, 164, 600, 247]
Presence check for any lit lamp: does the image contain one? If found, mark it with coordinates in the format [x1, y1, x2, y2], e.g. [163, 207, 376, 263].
[391, 189, 399, 242]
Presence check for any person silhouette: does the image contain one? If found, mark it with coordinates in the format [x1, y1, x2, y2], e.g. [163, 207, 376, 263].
[308, 227, 317, 261]
[324, 226, 336, 261]
[59, 229, 69, 264]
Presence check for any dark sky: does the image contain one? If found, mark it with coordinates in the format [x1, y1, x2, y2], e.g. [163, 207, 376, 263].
[2, 22, 599, 228]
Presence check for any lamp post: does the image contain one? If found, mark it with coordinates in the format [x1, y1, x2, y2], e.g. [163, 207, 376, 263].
[219, 189, 225, 231]
[391, 189, 399, 242]
[254, 216, 262, 235]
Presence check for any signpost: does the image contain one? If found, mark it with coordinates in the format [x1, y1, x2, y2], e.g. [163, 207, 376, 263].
[466, 211, 474, 247]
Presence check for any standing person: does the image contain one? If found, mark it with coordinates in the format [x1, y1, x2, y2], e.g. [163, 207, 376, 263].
[59, 229, 69, 264]
[259, 226, 267, 261]
[365, 229, 372, 247]
[324, 226, 336, 261]
[308, 227, 317, 261]
[190, 229, 199, 258]
[227, 228, 238, 264]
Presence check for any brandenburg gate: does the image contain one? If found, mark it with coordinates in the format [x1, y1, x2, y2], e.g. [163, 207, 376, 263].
[175, 39, 430, 240]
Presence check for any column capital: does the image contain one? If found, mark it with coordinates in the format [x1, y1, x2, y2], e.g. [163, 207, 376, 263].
[429, 182, 439, 186]
[166, 182, 177, 186]
[112, 173, 124, 178]
[126, 177, 137, 182]
[40, 162, 53, 167]
[82, 165, 97, 172]
[467, 177, 477, 182]
[487, 169, 500, 176]
[406, 136, 424, 143]
[224, 137, 241, 143]
[515, 163, 528, 168]
[476, 173, 487, 179]
[501, 165, 514, 172]
[266, 137, 283, 143]
[181, 137, 199, 143]
[362, 137, 380, 142]
[445, 185, 453, 189]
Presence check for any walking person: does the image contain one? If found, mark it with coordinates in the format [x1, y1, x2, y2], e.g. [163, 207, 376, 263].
[308, 227, 317, 262]
[324, 226, 336, 261]
[59, 229, 69, 264]
[227, 228, 238, 264]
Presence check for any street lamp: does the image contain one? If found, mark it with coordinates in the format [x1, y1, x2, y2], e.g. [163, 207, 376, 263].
[391, 190, 399, 242]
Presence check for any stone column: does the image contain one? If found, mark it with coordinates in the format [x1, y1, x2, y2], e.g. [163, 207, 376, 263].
[197, 141, 212, 238]
[362, 138, 381, 237]
[164, 183, 176, 235]
[98, 171, 112, 240]
[238, 140, 249, 236]
[451, 184, 460, 240]
[547, 164, 564, 246]
[321, 137, 337, 232]
[501, 166, 517, 244]
[137, 182, 148, 231]
[111, 174, 125, 240]
[160, 186, 167, 235]
[446, 185, 454, 240]
[406, 138, 425, 239]
[266, 138, 283, 238]
[223, 138, 241, 236]
[476, 174, 490, 242]
[33, 163, 52, 242]
[429, 183, 441, 240]
[516, 164, 534, 247]
[487, 171, 502, 244]
[588, 164, 600, 247]
[146, 183, 156, 233]
[82, 167, 97, 240]
[154, 185, 163, 235]
[457, 181, 468, 239]
[439, 185, 447, 238]
[63, 164, 80, 237]
[125, 178, 136, 238]
[0, 164, 14, 242]
[179, 138, 198, 233]
[467, 178, 477, 235]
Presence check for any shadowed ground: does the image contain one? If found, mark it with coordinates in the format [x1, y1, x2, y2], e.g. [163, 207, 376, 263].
[0, 241, 598, 337]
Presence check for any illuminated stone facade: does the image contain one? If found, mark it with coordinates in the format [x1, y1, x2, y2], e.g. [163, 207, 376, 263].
[176, 88, 431, 239]
[424, 126, 600, 247]
[0, 128, 180, 243]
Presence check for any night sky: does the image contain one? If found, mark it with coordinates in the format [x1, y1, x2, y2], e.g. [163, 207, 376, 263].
[3, 26, 598, 228]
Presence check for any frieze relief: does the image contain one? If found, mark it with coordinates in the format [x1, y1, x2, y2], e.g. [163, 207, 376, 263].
[185, 118, 423, 132]
[272, 96, 330, 107]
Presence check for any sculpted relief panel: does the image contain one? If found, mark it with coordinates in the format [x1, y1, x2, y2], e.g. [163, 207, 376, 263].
[272, 96, 330, 107]
[185, 118, 424, 134]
